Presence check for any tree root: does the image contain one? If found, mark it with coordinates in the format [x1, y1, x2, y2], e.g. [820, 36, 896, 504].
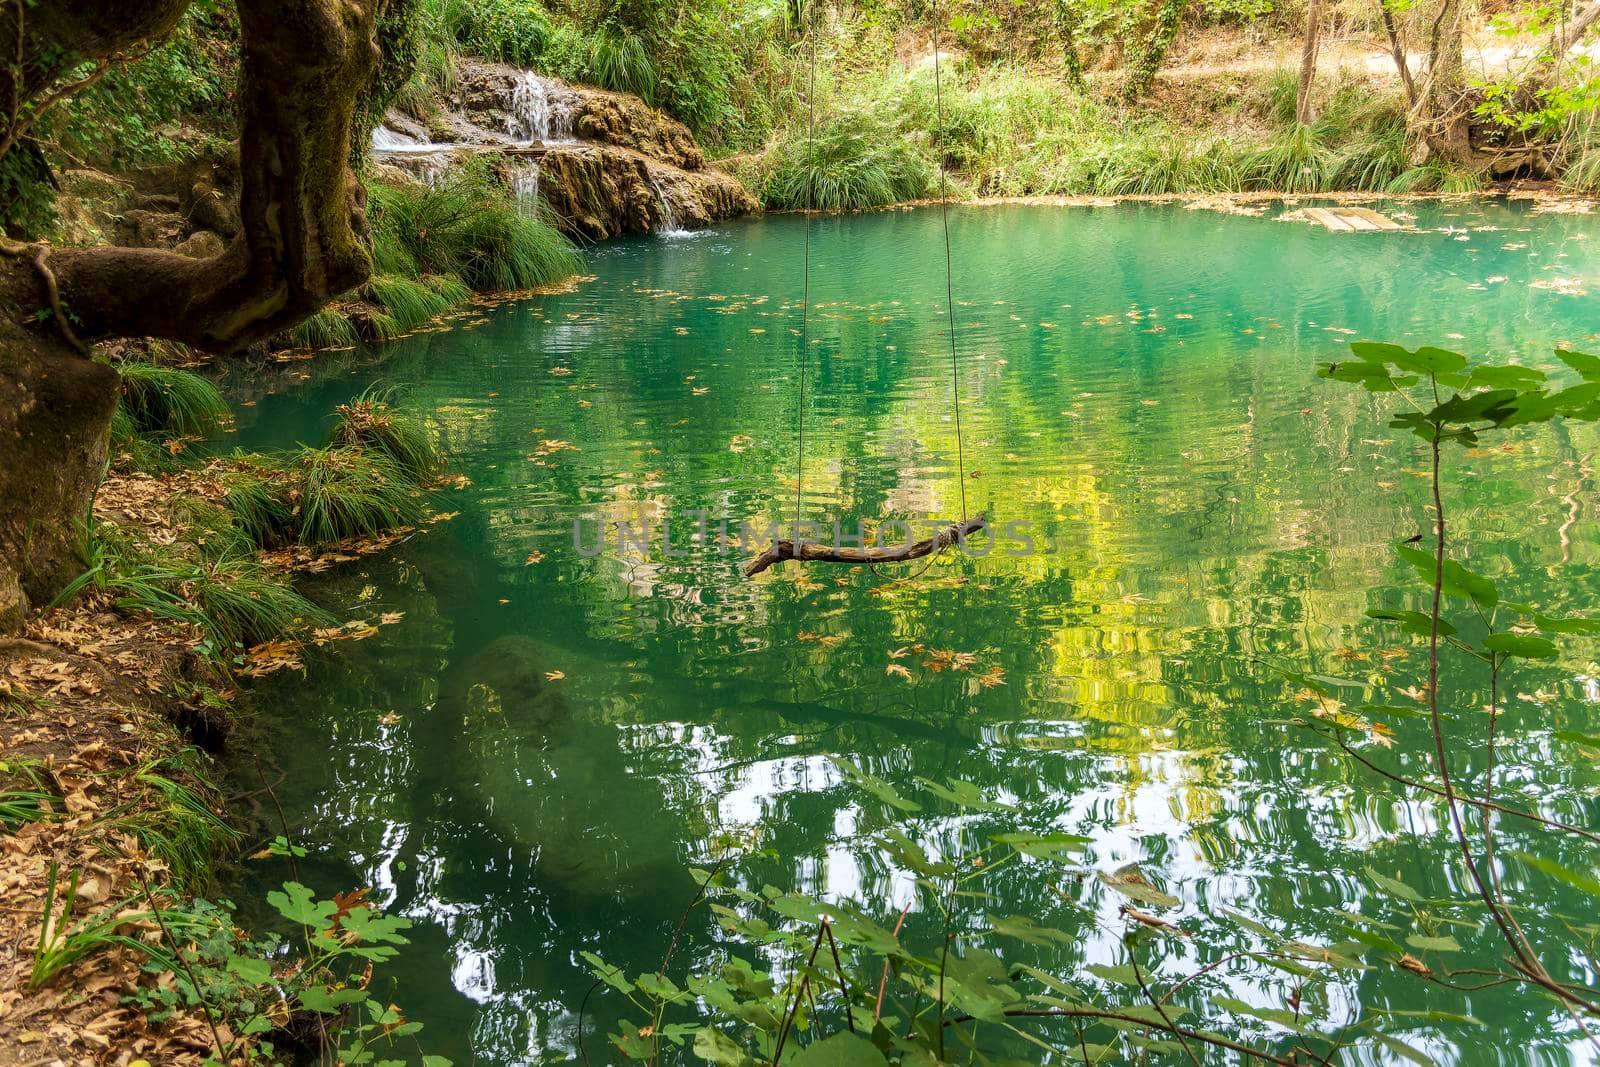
[0, 235, 89, 355]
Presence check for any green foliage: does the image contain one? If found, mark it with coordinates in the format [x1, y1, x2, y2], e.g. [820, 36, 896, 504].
[1243, 121, 1332, 192]
[762, 110, 932, 210]
[58, 514, 327, 656]
[31, 864, 174, 989]
[122, 883, 448, 1063]
[423, 0, 553, 68]
[363, 273, 457, 332]
[328, 386, 441, 481]
[368, 162, 581, 292]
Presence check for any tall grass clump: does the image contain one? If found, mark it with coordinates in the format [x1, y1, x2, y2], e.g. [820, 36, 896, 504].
[362, 274, 456, 333]
[1558, 120, 1600, 194]
[115, 363, 229, 437]
[327, 386, 439, 481]
[289, 307, 360, 350]
[368, 161, 580, 291]
[1244, 122, 1332, 193]
[59, 519, 328, 652]
[1094, 136, 1242, 194]
[291, 446, 427, 546]
[762, 110, 932, 210]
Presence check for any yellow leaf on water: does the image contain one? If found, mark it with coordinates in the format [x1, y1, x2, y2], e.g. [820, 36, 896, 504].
[886, 663, 913, 680]
[545, 670, 565, 681]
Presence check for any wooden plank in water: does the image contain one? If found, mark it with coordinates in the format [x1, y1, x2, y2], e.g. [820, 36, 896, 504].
[1303, 207, 1355, 232]
[1341, 207, 1403, 230]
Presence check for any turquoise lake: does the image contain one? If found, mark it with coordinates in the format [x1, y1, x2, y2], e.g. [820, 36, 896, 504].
[225, 200, 1600, 1065]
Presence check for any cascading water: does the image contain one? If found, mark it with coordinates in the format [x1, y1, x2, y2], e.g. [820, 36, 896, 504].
[649, 175, 689, 237]
[510, 164, 540, 217]
[507, 72, 572, 144]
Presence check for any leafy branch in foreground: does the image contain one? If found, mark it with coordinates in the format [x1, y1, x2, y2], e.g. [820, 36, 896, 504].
[575, 341, 1600, 1065]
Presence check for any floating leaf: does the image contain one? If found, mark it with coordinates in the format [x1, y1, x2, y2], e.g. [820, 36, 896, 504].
[1395, 545, 1497, 609]
[915, 776, 1014, 811]
[992, 831, 1090, 862]
[790, 1031, 887, 1066]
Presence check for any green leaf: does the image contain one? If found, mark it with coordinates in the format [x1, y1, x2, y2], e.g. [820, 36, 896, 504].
[1096, 868, 1179, 909]
[266, 882, 333, 927]
[790, 1032, 888, 1066]
[1394, 545, 1498, 609]
[1557, 348, 1600, 381]
[1510, 851, 1600, 896]
[224, 953, 273, 984]
[1364, 866, 1422, 902]
[1480, 633, 1558, 660]
[1373, 1032, 1441, 1067]
[1534, 613, 1600, 635]
[422, 1058, 453, 1067]
[986, 913, 1075, 947]
[692, 1027, 746, 1066]
[1405, 933, 1461, 952]
[829, 758, 920, 812]
[1467, 364, 1545, 388]
[1367, 609, 1458, 638]
[1318, 359, 1416, 392]
[1394, 345, 1469, 375]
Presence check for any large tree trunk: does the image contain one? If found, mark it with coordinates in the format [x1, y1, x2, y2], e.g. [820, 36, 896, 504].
[1297, 0, 1325, 125]
[1422, 0, 1474, 163]
[0, 0, 385, 626]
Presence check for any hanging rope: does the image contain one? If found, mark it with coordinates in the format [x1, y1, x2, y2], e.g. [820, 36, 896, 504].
[930, 0, 970, 526]
[792, 2, 816, 545]
[755, 0, 983, 580]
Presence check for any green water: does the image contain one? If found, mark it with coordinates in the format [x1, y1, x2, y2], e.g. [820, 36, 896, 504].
[227, 201, 1600, 1064]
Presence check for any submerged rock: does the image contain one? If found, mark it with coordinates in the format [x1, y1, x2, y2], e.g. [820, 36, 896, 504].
[442, 635, 692, 904]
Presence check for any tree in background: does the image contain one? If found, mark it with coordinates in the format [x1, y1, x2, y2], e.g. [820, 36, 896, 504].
[1297, 0, 1325, 124]
[1121, 0, 1187, 103]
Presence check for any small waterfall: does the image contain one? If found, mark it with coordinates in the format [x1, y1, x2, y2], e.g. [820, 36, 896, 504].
[510, 163, 541, 216]
[507, 72, 572, 144]
[371, 125, 417, 150]
[649, 175, 689, 236]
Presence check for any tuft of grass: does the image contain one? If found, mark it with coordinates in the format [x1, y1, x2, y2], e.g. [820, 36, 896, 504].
[290, 307, 360, 350]
[327, 386, 439, 481]
[1244, 123, 1332, 193]
[115, 363, 229, 438]
[58, 517, 328, 653]
[110, 760, 239, 891]
[585, 26, 657, 101]
[291, 446, 427, 546]
[762, 110, 932, 211]
[368, 161, 581, 292]
[224, 469, 294, 548]
[110, 548, 330, 652]
[362, 274, 455, 332]
[1094, 137, 1242, 195]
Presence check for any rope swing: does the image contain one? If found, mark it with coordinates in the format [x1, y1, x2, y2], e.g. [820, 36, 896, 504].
[744, 0, 986, 579]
